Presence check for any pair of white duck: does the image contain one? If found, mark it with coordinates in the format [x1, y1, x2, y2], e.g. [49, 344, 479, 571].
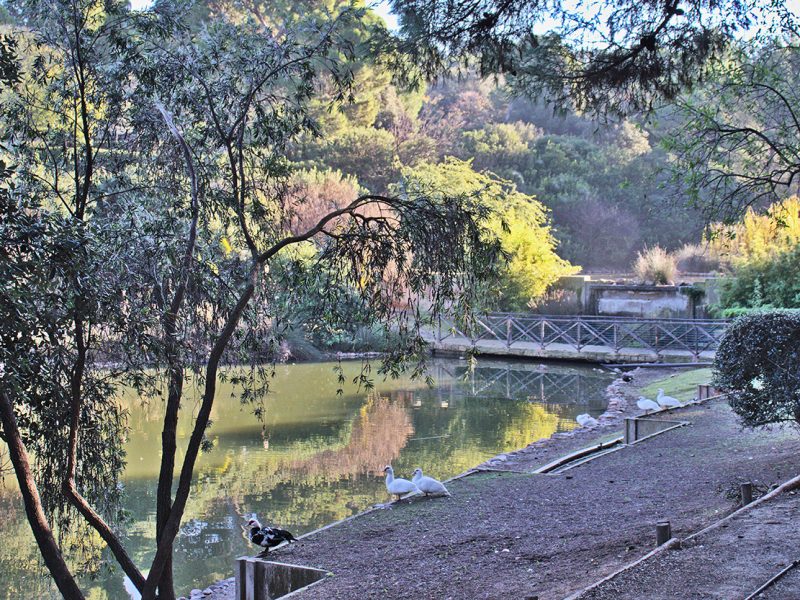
[637, 388, 683, 413]
[383, 466, 450, 501]
[576, 389, 684, 428]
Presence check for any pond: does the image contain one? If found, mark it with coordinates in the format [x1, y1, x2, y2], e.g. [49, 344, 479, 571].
[0, 357, 614, 599]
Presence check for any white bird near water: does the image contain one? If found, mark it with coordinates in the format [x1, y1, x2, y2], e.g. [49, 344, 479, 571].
[576, 413, 600, 428]
[656, 388, 682, 408]
[412, 468, 450, 497]
[637, 396, 660, 414]
[384, 465, 418, 501]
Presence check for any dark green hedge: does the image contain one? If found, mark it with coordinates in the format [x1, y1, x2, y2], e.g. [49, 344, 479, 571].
[714, 310, 800, 427]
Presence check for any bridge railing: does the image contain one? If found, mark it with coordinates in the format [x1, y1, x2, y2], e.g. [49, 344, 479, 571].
[433, 313, 730, 358]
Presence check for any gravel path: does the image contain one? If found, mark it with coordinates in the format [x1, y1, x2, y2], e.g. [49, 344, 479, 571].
[230, 399, 800, 600]
[759, 557, 800, 599]
[580, 488, 800, 599]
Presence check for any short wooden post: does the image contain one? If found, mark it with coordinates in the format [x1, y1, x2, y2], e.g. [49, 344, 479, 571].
[506, 316, 512, 347]
[236, 557, 247, 600]
[624, 418, 638, 445]
[235, 557, 267, 600]
[656, 521, 672, 546]
[741, 482, 753, 506]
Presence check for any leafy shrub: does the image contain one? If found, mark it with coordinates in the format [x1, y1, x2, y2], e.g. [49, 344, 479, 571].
[714, 311, 800, 427]
[708, 196, 800, 266]
[633, 246, 677, 285]
[396, 158, 578, 310]
[718, 245, 800, 313]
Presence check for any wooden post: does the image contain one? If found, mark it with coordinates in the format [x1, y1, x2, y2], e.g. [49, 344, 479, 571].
[506, 316, 512, 348]
[656, 521, 672, 546]
[235, 557, 266, 600]
[741, 482, 753, 506]
[624, 418, 637, 445]
[236, 557, 247, 600]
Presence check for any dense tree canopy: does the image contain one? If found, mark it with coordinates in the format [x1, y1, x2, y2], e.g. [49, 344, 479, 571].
[0, 2, 503, 598]
[396, 158, 577, 309]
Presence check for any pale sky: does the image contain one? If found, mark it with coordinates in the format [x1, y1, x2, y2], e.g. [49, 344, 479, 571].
[128, 0, 800, 36]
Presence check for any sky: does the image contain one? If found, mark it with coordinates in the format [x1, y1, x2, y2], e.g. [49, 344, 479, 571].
[128, 0, 799, 35]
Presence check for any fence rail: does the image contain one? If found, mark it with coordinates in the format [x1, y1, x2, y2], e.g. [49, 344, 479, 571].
[433, 313, 730, 359]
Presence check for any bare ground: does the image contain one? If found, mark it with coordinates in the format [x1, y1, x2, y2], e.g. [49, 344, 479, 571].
[581, 489, 800, 599]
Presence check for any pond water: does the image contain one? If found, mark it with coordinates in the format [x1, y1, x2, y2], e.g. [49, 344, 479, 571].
[0, 358, 613, 599]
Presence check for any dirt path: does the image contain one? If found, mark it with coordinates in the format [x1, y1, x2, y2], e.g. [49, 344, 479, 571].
[239, 399, 800, 600]
[581, 488, 800, 599]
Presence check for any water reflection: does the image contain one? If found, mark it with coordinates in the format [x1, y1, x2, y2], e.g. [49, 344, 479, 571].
[0, 358, 613, 599]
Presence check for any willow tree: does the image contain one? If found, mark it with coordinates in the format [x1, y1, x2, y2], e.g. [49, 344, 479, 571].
[1, 4, 500, 600]
[0, 0, 159, 595]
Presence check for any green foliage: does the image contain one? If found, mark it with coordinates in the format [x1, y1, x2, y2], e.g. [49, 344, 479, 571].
[714, 311, 800, 427]
[708, 197, 800, 266]
[0, 170, 126, 563]
[395, 158, 577, 310]
[300, 126, 398, 193]
[718, 245, 800, 313]
[388, 0, 777, 113]
[0, 2, 506, 595]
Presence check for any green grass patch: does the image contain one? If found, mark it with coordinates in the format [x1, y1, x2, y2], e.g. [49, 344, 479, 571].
[640, 368, 713, 402]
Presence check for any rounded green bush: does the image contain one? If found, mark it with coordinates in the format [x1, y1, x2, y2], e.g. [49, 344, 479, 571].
[714, 310, 800, 427]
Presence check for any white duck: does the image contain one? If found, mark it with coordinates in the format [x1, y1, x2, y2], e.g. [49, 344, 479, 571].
[656, 388, 682, 408]
[576, 413, 600, 428]
[411, 468, 450, 497]
[383, 465, 418, 501]
[637, 396, 660, 414]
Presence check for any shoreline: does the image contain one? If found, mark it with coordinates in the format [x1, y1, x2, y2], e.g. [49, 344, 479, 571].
[263, 387, 800, 599]
[192, 364, 685, 600]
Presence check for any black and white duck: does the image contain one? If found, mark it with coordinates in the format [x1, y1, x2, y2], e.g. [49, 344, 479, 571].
[245, 519, 296, 557]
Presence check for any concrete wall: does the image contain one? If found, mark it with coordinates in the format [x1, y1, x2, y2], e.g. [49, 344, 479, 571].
[552, 275, 726, 318]
[588, 284, 698, 318]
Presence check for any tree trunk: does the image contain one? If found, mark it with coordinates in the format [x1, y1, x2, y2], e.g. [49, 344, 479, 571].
[141, 279, 257, 600]
[0, 390, 85, 600]
[155, 366, 184, 600]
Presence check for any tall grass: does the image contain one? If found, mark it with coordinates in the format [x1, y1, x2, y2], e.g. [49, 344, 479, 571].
[633, 246, 677, 285]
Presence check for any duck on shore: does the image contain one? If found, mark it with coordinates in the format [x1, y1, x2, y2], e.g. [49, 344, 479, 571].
[656, 389, 682, 408]
[384, 465, 418, 501]
[245, 519, 296, 557]
[576, 413, 600, 428]
[637, 396, 660, 414]
[412, 468, 450, 497]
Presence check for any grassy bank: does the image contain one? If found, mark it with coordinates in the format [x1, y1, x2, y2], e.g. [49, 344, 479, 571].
[639, 367, 713, 402]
